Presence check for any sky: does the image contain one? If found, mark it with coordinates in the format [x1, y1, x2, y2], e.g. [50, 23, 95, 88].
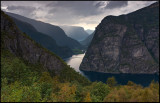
[1, 1, 157, 30]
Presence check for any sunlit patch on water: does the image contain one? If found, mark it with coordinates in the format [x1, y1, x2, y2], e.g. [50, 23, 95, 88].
[64, 54, 85, 74]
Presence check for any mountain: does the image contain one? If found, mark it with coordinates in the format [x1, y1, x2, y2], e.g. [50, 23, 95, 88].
[85, 29, 94, 35]
[60, 25, 89, 41]
[1, 10, 159, 103]
[80, 32, 94, 48]
[10, 17, 73, 58]
[80, 2, 159, 74]
[1, 10, 89, 82]
[5, 12, 83, 49]
[1, 11, 65, 73]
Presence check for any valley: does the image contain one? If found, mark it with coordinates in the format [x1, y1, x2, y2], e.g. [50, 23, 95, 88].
[1, 1, 159, 102]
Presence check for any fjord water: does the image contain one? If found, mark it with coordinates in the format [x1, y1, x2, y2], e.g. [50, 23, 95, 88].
[64, 54, 159, 87]
[64, 54, 85, 74]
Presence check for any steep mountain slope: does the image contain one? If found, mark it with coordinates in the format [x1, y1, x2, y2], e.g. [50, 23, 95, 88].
[80, 2, 159, 74]
[6, 12, 83, 49]
[1, 10, 89, 84]
[1, 11, 64, 73]
[11, 17, 73, 58]
[80, 32, 95, 48]
[60, 25, 89, 41]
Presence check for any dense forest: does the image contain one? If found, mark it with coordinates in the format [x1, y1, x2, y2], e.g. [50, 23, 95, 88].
[1, 49, 159, 102]
[1, 2, 159, 102]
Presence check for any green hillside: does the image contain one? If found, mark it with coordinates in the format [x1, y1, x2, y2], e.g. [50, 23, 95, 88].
[1, 3, 159, 102]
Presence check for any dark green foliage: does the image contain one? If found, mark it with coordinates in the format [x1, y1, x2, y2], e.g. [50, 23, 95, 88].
[1, 49, 41, 85]
[0, 48, 89, 102]
[1, 49, 159, 102]
[1, 57, 27, 83]
[106, 76, 117, 87]
[1, 81, 42, 102]
[90, 82, 110, 102]
[40, 83, 53, 99]
[59, 66, 91, 86]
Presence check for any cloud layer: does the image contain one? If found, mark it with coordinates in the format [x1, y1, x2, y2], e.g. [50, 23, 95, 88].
[1, 1, 156, 30]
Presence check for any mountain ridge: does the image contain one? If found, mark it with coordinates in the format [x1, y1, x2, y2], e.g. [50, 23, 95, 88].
[80, 2, 159, 74]
[1, 10, 90, 86]
[85, 29, 94, 35]
[1, 11, 66, 74]
[10, 16, 73, 58]
[60, 25, 89, 41]
[5, 12, 83, 49]
[80, 32, 95, 48]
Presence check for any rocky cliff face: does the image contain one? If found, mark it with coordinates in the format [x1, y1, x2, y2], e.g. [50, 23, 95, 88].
[11, 17, 73, 58]
[80, 2, 159, 74]
[1, 11, 67, 74]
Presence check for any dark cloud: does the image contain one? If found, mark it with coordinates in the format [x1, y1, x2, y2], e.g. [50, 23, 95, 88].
[7, 5, 36, 17]
[95, 2, 106, 8]
[7, 5, 36, 11]
[105, 1, 128, 9]
[45, 1, 129, 24]
[1, 1, 156, 30]
[47, 1, 103, 17]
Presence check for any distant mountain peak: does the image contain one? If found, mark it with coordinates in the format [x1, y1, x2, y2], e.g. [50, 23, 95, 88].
[60, 25, 89, 41]
[85, 29, 94, 35]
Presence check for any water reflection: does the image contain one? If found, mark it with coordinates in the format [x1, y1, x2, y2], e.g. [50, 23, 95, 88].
[64, 54, 159, 87]
[64, 54, 85, 74]
[81, 71, 159, 87]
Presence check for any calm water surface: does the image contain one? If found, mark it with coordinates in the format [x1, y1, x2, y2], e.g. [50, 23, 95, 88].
[64, 54, 159, 87]
[64, 54, 85, 74]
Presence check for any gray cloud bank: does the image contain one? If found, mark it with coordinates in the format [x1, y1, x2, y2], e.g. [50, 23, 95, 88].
[1, 1, 157, 30]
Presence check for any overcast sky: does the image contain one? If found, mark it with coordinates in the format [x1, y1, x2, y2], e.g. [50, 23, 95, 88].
[1, 1, 157, 30]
